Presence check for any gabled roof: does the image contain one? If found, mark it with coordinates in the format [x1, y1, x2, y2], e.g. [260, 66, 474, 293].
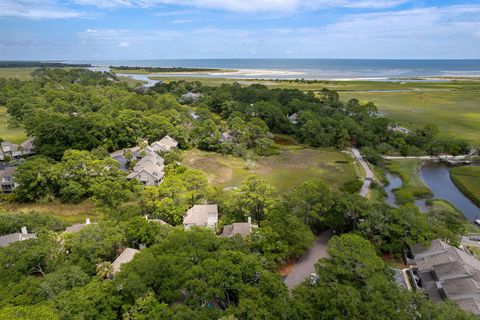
[222, 222, 255, 237]
[183, 204, 218, 227]
[65, 224, 87, 233]
[127, 168, 164, 181]
[138, 146, 157, 157]
[65, 219, 92, 233]
[411, 239, 480, 315]
[112, 248, 140, 274]
[20, 138, 35, 150]
[0, 232, 36, 247]
[1, 167, 16, 181]
[1, 141, 18, 153]
[220, 132, 236, 143]
[133, 160, 164, 177]
[152, 135, 178, 151]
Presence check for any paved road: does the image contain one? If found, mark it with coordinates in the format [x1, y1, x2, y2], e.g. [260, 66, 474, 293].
[351, 148, 374, 197]
[284, 230, 333, 290]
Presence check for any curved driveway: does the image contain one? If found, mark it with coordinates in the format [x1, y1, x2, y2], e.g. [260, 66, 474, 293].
[284, 148, 373, 290]
[284, 230, 333, 290]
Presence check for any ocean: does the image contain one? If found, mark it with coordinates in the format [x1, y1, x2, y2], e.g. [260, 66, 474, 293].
[74, 59, 480, 80]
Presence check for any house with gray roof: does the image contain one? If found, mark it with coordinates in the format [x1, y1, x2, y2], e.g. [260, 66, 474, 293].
[127, 163, 165, 186]
[20, 138, 35, 156]
[183, 204, 218, 229]
[128, 150, 165, 186]
[65, 218, 92, 233]
[221, 217, 256, 237]
[0, 138, 36, 161]
[0, 167, 18, 193]
[220, 131, 236, 143]
[407, 239, 480, 315]
[288, 113, 298, 124]
[151, 135, 178, 152]
[179, 92, 203, 103]
[112, 248, 140, 274]
[0, 227, 36, 247]
[111, 138, 170, 186]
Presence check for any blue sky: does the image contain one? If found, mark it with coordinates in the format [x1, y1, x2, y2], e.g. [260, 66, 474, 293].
[0, 0, 479, 60]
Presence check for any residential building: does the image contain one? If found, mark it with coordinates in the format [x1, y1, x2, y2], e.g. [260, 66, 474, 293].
[221, 217, 256, 237]
[0, 167, 17, 193]
[389, 124, 410, 134]
[0, 226, 36, 247]
[0, 138, 35, 160]
[1, 141, 21, 160]
[112, 136, 173, 186]
[220, 131, 236, 143]
[407, 239, 480, 316]
[137, 146, 157, 158]
[179, 92, 203, 103]
[151, 135, 178, 152]
[20, 138, 35, 156]
[288, 113, 298, 124]
[65, 218, 92, 233]
[127, 162, 165, 186]
[183, 204, 218, 229]
[112, 248, 140, 274]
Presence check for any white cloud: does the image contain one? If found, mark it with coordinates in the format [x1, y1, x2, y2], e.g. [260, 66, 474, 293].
[118, 41, 130, 47]
[0, 0, 88, 19]
[73, 4, 480, 59]
[73, 0, 410, 12]
[171, 19, 195, 24]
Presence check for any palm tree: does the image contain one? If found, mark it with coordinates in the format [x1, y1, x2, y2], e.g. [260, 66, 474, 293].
[96, 261, 113, 280]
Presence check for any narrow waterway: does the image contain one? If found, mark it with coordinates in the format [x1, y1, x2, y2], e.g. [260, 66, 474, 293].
[419, 162, 480, 221]
[383, 162, 480, 221]
[116, 73, 160, 87]
[384, 172, 402, 207]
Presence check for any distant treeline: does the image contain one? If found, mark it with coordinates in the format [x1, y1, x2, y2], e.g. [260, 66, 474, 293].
[0, 61, 92, 68]
[110, 66, 220, 72]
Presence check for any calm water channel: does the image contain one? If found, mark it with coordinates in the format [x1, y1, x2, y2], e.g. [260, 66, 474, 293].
[384, 162, 480, 221]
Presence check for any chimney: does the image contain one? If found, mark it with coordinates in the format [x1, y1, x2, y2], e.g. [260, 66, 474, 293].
[247, 217, 251, 225]
[21, 226, 28, 235]
[86, 218, 91, 225]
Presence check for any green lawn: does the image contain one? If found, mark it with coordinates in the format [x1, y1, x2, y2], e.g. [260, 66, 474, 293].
[339, 88, 480, 145]
[451, 166, 480, 207]
[0, 68, 36, 80]
[117, 75, 147, 87]
[0, 106, 27, 143]
[182, 146, 358, 193]
[385, 159, 433, 204]
[1, 200, 98, 224]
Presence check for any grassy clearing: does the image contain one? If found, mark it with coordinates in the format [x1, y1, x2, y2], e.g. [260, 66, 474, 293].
[451, 166, 480, 206]
[117, 75, 147, 87]
[339, 89, 480, 145]
[0, 68, 36, 80]
[1, 200, 98, 224]
[0, 106, 27, 143]
[429, 199, 462, 215]
[385, 159, 432, 204]
[182, 147, 357, 193]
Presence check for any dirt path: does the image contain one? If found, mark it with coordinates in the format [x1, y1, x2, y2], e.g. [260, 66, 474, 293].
[352, 148, 374, 197]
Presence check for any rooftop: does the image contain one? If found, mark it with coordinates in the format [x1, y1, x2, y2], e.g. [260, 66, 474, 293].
[183, 204, 218, 228]
[112, 248, 140, 274]
[0, 232, 36, 247]
[411, 239, 480, 315]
